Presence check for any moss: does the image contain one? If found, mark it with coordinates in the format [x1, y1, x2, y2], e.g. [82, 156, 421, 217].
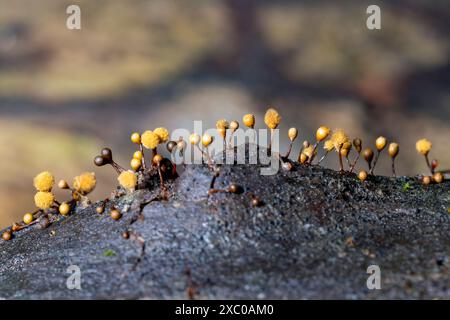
[402, 182, 412, 192]
[103, 249, 117, 257]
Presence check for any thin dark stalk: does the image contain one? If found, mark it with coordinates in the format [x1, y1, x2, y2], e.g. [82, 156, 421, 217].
[111, 161, 125, 174]
[31, 209, 41, 217]
[15, 210, 45, 232]
[338, 146, 344, 172]
[223, 138, 226, 161]
[196, 145, 213, 168]
[317, 151, 329, 165]
[139, 144, 147, 170]
[157, 163, 168, 199]
[308, 142, 319, 163]
[228, 132, 235, 149]
[370, 151, 380, 175]
[349, 152, 361, 173]
[284, 142, 293, 159]
[208, 188, 228, 195]
[392, 158, 397, 177]
[345, 156, 352, 170]
[14, 219, 39, 232]
[268, 129, 274, 155]
[210, 172, 219, 190]
[151, 148, 157, 166]
[208, 171, 227, 197]
[425, 154, 434, 175]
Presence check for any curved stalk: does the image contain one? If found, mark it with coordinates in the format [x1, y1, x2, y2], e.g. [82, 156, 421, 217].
[425, 154, 434, 175]
[284, 141, 293, 159]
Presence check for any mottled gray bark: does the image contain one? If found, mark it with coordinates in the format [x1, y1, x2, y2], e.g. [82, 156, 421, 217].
[0, 146, 448, 299]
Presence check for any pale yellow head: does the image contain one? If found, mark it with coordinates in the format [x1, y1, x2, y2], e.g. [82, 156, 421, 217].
[288, 128, 298, 142]
[33, 171, 55, 192]
[117, 171, 137, 191]
[264, 108, 281, 129]
[416, 139, 432, 155]
[141, 130, 160, 149]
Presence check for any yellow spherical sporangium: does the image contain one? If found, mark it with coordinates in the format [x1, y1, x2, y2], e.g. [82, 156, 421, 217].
[216, 119, 229, 130]
[242, 114, 255, 128]
[189, 133, 200, 145]
[330, 129, 349, 152]
[117, 171, 137, 191]
[323, 140, 334, 152]
[216, 119, 229, 138]
[202, 134, 213, 147]
[303, 145, 316, 158]
[229, 120, 239, 131]
[264, 108, 281, 129]
[416, 139, 432, 155]
[130, 132, 141, 144]
[141, 130, 160, 149]
[388, 143, 399, 158]
[34, 191, 55, 209]
[316, 126, 330, 142]
[153, 127, 169, 143]
[288, 128, 298, 142]
[33, 171, 55, 192]
[375, 136, 387, 151]
[73, 172, 96, 195]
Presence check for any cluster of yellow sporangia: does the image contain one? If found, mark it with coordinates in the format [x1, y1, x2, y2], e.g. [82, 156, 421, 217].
[2, 171, 96, 241]
[415, 139, 444, 185]
[181, 107, 446, 198]
[92, 126, 180, 221]
[2, 108, 446, 243]
[133, 127, 170, 169]
[94, 127, 177, 194]
[188, 107, 446, 187]
[287, 123, 442, 185]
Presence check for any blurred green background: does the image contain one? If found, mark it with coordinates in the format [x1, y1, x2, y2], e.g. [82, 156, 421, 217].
[0, 0, 449, 227]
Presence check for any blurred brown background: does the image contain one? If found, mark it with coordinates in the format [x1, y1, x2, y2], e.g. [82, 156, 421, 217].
[0, 0, 449, 227]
